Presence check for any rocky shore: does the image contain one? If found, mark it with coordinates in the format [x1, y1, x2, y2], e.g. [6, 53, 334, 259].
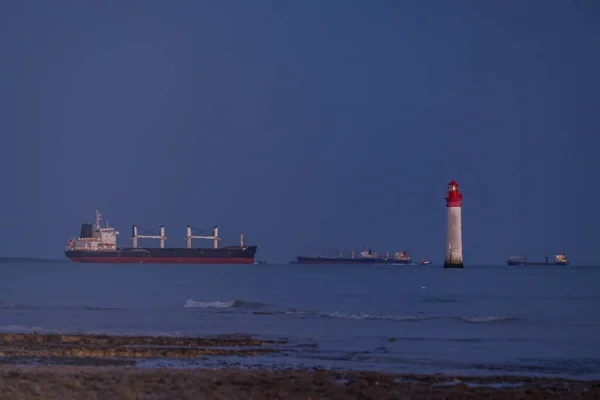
[1, 365, 599, 399]
[0, 332, 598, 399]
[0, 332, 283, 361]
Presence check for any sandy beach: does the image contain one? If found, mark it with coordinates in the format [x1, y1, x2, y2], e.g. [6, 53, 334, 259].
[0, 332, 598, 399]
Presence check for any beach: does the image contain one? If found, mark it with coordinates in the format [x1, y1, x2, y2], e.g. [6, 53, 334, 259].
[1, 332, 599, 399]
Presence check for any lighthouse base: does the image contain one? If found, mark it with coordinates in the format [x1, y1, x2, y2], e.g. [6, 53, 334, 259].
[443, 262, 464, 269]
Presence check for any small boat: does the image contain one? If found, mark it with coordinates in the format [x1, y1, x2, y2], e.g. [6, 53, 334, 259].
[420, 258, 432, 265]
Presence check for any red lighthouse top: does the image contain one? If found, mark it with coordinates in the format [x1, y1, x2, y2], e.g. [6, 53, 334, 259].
[445, 180, 463, 207]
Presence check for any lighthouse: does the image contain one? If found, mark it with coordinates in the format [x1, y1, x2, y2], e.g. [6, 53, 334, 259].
[444, 180, 464, 268]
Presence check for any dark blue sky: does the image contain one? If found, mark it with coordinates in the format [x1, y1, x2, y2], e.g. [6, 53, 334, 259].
[0, 0, 598, 264]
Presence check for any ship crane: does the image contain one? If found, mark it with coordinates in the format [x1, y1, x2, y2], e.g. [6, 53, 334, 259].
[186, 226, 221, 249]
[132, 225, 166, 248]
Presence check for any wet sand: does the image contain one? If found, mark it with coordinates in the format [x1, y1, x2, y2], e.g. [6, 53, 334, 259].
[1, 332, 598, 399]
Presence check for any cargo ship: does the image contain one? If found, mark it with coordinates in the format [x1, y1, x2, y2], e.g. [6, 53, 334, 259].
[65, 210, 257, 264]
[294, 249, 414, 265]
[506, 251, 569, 266]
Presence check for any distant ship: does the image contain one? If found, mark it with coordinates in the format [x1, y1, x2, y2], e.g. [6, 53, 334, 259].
[65, 210, 257, 264]
[506, 251, 569, 266]
[294, 249, 413, 265]
[420, 258, 432, 265]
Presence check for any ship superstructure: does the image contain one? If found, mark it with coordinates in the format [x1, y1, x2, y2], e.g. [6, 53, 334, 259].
[65, 210, 257, 264]
[67, 210, 119, 252]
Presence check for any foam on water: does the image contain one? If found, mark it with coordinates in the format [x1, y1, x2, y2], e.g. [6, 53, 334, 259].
[183, 299, 237, 308]
[183, 298, 272, 309]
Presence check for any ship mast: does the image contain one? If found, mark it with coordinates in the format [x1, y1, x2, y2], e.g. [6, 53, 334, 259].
[95, 209, 102, 228]
[185, 226, 221, 249]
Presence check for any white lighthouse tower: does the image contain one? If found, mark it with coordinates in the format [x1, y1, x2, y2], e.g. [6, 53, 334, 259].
[444, 180, 464, 268]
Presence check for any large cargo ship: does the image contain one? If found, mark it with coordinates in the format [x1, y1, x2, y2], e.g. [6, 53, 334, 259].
[506, 251, 569, 266]
[65, 210, 257, 264]
[294, 249, 414, 265]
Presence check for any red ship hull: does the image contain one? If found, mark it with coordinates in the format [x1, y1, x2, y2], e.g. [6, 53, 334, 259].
[68, 257, 255, 264]
[65, 246, 258, 264]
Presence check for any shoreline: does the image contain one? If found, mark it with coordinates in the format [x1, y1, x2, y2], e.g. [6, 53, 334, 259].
[1, 365, 598, 399]
[1, 332, 598, 398]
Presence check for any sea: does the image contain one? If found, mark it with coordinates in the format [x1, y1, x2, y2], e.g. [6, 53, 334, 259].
[1, 261, 599, 379]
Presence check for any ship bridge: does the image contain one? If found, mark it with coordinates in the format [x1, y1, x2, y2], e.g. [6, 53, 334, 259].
[67, 210, 119, 251]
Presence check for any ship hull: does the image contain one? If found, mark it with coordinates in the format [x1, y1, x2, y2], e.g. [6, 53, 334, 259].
[295, 257, 413, 265]
[506, 261, 568, 266]
[65, 246, 257, 264]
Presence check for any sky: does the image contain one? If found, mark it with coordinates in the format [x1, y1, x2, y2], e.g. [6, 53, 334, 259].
[0, 0, 598, 264]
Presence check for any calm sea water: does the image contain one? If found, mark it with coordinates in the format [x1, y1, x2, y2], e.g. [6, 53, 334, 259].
[1, 261, 599, 379]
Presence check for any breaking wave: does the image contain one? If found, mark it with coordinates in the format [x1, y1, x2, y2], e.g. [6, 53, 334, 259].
[183, 299, 271, 309]
[285, 310, 523, 324]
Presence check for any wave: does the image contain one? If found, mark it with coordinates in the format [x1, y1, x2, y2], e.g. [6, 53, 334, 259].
[421, 295, 461, 304]
[0, 298, 525, 326]
[0, 303, 127, 312]
[285, 310, 523, 324]
[285, 310, 438, 322]
[83, 306, 126, 311]
[0, 325, 189, 338]
[0, 303, 130, 313]
[0, 325, 61, 333]
[0, 303, 35, 310]
[317, 311, 439, 322]
[182, 298, 271, 309]
[460, 316, 522, 323]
